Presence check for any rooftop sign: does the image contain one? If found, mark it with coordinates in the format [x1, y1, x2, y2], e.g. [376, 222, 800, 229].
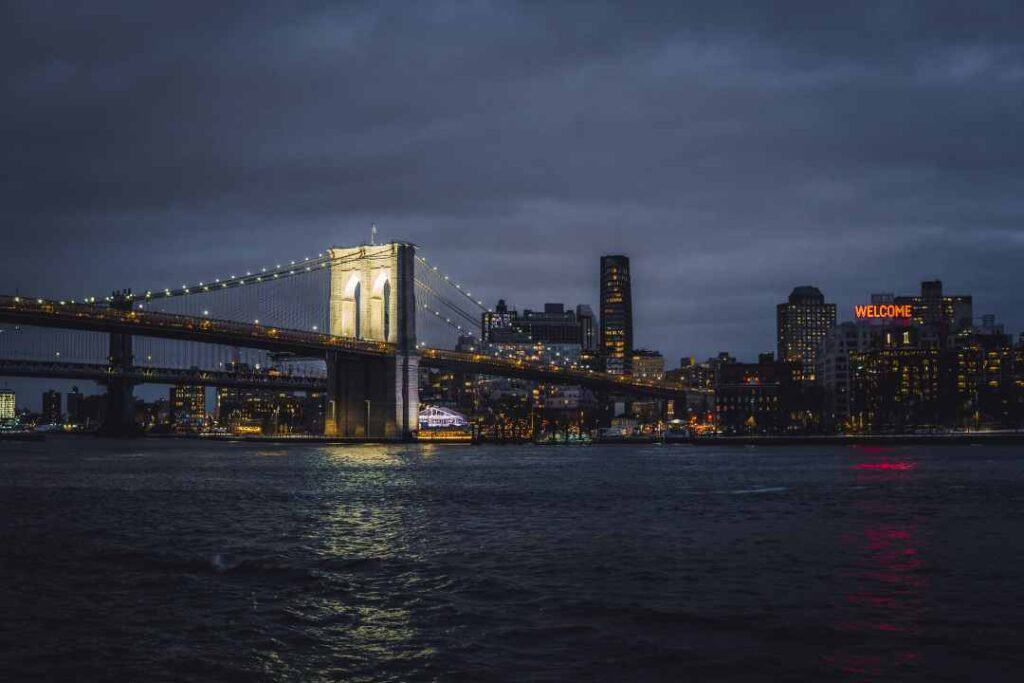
[854, 304, 912, 319]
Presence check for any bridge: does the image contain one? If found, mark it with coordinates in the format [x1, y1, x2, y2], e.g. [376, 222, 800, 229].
[0, 241, 696, 438]
[0, 358, 325, 392]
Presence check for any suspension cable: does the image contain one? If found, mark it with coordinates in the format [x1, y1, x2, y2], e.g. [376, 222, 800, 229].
[76, 249, 399, 305]
[415, 254, 489, 311]
[418, 301, 476, 337]
[414, 280, 481, 330]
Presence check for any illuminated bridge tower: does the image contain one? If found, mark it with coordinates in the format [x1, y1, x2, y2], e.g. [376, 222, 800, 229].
[324, 242, 418, 440]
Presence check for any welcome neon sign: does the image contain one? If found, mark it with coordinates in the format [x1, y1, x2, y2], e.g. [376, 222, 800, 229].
[854, 304, 912, 319]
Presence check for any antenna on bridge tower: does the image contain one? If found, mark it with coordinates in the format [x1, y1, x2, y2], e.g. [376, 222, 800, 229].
[370, 223, 377, 246]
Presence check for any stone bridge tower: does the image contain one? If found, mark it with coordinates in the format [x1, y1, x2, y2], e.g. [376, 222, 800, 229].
[324, 242, 418, 440]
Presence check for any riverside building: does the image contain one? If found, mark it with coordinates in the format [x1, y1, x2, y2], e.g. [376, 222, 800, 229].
[600, 255, 633, 375]
[777, 286, 836, 382]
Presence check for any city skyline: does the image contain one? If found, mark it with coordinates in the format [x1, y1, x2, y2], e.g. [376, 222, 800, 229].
[3, 2, 1023, 376]
[1, 265, 1016, 413]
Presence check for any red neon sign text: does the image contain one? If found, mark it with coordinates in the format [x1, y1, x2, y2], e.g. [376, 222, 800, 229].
[854, 304, 912, 319]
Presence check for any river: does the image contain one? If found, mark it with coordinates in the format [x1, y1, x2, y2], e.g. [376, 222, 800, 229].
[2, 437, 1023, 680]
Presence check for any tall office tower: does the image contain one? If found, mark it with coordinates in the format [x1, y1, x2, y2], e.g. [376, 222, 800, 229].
[0, 390, 14, 420]
[776, 286, 837, 382]
[42, 390, 62, 424]
[600, 255, 633, 375]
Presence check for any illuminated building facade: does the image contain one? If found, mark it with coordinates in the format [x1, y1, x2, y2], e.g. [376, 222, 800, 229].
[950, 324, 1019, 428]
[482, 299, 520, 342]
[520, 303, 583, 344]
[215, 382, 309, 435]
[816, 321, 873, 429]
[894, 280, 972, 337]
[0, 390, 15, 420]
[714, 354, 801, 435]
[484, 300, 595, 349]
[665, 356, 715, 390]
[170, 384, 206, 432]
[825, 283, 1015, 432]
[849, 344, 946, 432]
[600, 255, 633, 375]
[777, 286, 836, 382]
[631, 349, 665, 381]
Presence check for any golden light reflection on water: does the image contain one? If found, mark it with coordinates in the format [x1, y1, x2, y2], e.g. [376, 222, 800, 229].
[315, 443, 445, 466]
[307, 460, 428, 667]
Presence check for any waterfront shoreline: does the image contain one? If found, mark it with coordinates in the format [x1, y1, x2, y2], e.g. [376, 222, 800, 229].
[676, 432, 1024, 446]
[17, 431, 1024, 447]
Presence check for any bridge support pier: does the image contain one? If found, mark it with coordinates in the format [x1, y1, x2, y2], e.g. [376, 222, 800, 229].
[98, 292, 142, 437]
[324, 241, 419, 440]
[324, 351, 419, 440]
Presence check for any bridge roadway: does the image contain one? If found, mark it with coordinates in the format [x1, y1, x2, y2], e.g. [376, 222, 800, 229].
[0, 296, 699, 399]
[0, 358, 325, 392]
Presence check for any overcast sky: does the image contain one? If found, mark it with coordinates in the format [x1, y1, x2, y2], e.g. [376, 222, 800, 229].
[3, 1, 1024, 403]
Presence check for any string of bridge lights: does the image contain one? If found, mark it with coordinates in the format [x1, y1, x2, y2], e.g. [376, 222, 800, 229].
[418, 301, 476, 337]
[413, 279, 481, 329]
[76, 250, 392, 305]
[96, 253, 335, 304]
[60, 250, 489, 346]
[415, 255, 491, 312]
[71, 251, 470, 308]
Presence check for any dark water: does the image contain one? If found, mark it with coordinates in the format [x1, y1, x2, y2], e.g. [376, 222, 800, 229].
[2, 438, 1023, 681]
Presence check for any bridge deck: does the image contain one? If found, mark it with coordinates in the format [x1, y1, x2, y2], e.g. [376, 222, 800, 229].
[0, 296, 703, 398]
[0, 358, 325, 391]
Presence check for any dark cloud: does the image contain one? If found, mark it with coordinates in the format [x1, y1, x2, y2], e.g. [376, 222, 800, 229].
[3, 0, 1024, 384]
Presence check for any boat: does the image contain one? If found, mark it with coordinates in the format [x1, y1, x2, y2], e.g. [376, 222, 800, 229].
[593, 427, 658, 444]
[663, 419, 691, 443]
[534, 431, 592, 445]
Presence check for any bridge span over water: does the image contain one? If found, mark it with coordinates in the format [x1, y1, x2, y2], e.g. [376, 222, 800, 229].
[0, 358, 325, 393]
[0, 241, 699, 439]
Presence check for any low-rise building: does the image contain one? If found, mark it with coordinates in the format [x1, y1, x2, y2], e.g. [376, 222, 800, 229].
[631, 350, 665, 381]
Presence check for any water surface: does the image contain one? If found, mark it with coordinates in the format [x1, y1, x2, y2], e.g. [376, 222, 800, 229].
[2, 438, 1023, 680]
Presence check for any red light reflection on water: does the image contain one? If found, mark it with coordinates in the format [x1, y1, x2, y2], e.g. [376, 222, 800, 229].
[825, 452, 927, 678]
[852, 461, 917, 471]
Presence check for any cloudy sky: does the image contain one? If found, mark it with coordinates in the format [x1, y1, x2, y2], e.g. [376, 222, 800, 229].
[3, 0, 1024, 380]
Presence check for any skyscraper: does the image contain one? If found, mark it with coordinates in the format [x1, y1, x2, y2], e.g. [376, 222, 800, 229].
[0, 390, 14, 420]
[600, 255, 633, 374]
[777, 286, 836, 382]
